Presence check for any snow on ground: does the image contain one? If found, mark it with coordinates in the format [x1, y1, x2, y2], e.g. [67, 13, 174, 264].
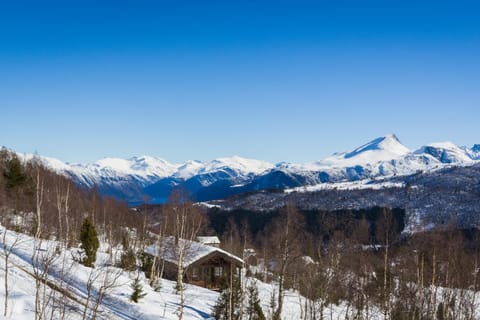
[0, 226, 219, 320]
[285, 179, 405, 193]
[0, 225, 326, 320]
[2, 225, 479, 319]
[249, 277, 383, 320]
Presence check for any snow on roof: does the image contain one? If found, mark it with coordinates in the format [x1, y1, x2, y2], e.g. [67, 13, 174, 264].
[145, 236, 243, 268]
[196, 236, 221, 244]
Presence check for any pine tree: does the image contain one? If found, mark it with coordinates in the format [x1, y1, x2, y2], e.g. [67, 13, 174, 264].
[3, 156, 26, 190]
[79, 217, 99, 267]
[130, 277, 147, 303]
[212, 280, 242, 320]
[212, 289, 230, 320]
[246, 282, 266, 320]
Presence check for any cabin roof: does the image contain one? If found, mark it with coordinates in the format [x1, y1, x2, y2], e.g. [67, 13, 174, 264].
[196, 236, 221, 245]
[145, 236, 243, 268]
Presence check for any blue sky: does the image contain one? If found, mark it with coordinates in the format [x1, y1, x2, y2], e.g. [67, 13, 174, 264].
[1, 1, 479, 164]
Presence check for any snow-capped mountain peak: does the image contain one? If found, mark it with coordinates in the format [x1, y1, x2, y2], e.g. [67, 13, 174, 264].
[20, 134, 479, 204]
[172, 156, 274, 180]
[414, 141, 472, 164]
[344, 134, 409, 159]
[320, 134, 410, 167]
[173, 160, 205, 179]
[128, 156, 178, 176]
[204, 156, 273, 175]
[90, 156, 177, 177]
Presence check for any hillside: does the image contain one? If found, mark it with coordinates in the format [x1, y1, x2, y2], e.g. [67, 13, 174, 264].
[1, 224, 362, 320]
[210, 163, 480, 231]
[0, 225, 216, 319]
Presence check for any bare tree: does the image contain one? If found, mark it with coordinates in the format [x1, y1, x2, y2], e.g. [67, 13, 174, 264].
[164, 190, 204, 320]
[1, 226, 22, 317]
[53, 250, 76, 320]
[32, 160, 45, 240]
[268, 202, 304, 320]
[82, 265, 101, 320]
[150, 215, 169, 290]
[81, 263, 123, 320]
[377, 207, 395, 320]
[29, 159, 49, 320]
[55, 178, 70, 247]
[31, 239, 59, 320]
[91, 266, 123, 320]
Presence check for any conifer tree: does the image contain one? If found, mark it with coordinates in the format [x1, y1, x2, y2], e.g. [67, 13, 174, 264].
[79, 217, 99, 267]
[212, 279, 242, 320]
[3, 156, 26, 190]
[246, 282, 265, 320]
[130, 277, 147, 303]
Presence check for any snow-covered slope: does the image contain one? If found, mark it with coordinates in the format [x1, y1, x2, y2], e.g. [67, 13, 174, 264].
[38, 155, 273, 187]
[66, 156, 177, 186]
[0, 225, 221, 320]
[173, 156, 273, 180]
[469, 144, 480, 160]
[414, 142, 473, 164]
[321, 134, 410, 167]
[31, 134, 479, 204]
[1, 225, 354, 320]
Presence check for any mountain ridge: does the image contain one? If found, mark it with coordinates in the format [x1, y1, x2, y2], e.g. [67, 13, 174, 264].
[20, 134, 479, 204]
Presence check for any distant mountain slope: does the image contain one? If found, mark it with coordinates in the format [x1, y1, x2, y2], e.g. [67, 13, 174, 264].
[212, 163, 480, 232]
[31, 134, 479, 204]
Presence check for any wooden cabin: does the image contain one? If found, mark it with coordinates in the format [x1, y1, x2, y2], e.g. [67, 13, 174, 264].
[196, 236, 221, 247]
[145, 236, 243, 290]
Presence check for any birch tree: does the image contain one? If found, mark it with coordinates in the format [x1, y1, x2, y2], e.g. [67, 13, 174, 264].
[165, 191, 204, 320]
[378, 207, 395, 320]
[268, 202, 304, 320]
[1, 226, 22, 317]
[55, 178, 70, 247]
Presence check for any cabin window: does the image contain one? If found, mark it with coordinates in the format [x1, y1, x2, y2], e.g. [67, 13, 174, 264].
[192, 267, 199, 279]
[214, 266, 223, 277]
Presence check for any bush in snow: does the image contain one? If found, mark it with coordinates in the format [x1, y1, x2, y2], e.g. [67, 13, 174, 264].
[119, 248, 137, 271]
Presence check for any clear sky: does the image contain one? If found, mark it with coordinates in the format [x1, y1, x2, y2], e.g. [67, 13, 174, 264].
[1, 1, 479, 164]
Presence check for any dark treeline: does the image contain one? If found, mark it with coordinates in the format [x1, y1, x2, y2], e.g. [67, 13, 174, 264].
[207, 206, 406, 250]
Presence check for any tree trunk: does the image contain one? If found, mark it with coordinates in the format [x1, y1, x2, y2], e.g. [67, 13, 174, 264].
[429, 248, 437, 319]
[35, 170, 44, 239]
[64, 184, 70, 248]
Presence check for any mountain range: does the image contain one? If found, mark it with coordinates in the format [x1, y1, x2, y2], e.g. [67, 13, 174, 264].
[32, 134, 480, 205]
